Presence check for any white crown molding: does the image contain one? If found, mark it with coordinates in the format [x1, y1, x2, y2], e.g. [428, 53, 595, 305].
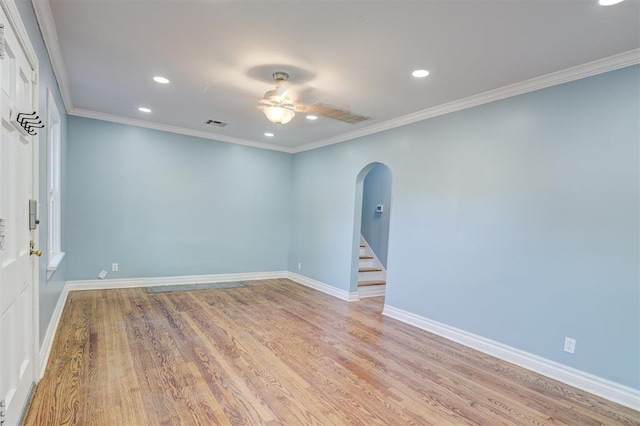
[383, 304, 640, 411]
[69, 107, 296, 153]
[31, 0, 71, 112]
[38, 282, 69, 379]
[67, 270, 289, 291]
[293, 49, 640, 153]
[32, 3, 639, 155]
[286, 272, 359, 302]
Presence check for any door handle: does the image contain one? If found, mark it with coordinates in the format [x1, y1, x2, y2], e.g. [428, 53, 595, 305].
[29, 240, 42, 257]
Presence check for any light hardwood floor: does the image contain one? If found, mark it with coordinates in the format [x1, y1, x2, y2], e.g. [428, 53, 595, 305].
[24, 279, 639, 425]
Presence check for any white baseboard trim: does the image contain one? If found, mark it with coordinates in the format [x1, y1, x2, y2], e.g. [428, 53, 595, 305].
[66, 271, 288, 291]
[66, 271, 361, 303]
[286, 272, 359, 302]
[382, 305, 640, 411]
[358, 284, 386, 298]
[39, 283, 69, 379]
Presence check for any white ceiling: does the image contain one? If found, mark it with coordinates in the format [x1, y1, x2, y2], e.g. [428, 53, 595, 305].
[40, 0, 640, 152]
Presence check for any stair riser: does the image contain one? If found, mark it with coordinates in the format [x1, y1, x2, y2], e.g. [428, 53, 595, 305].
[358, 284, 386, 298]
[358, 270, 385, 281]
[359, 235, 386, 282]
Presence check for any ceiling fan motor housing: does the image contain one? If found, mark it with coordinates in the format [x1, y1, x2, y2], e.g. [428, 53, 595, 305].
[273, 71, 289, 82]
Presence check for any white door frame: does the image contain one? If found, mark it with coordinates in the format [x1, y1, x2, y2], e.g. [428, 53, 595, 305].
[1, 0, 41, 393]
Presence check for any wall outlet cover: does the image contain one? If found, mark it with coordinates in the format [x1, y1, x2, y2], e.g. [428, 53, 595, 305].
[564, 337, 576, 354]
[97, 269, 108, 279]
[112, 263, 119, 272]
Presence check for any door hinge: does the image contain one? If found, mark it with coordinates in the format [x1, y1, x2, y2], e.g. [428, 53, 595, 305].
[0, 398, 6, 425]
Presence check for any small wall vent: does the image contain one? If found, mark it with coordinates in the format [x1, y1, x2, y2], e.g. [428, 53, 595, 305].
[205, 119, 227, 127]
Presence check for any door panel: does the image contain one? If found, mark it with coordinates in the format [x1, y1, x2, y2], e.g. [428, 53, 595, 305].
[0, 4, 37, 424]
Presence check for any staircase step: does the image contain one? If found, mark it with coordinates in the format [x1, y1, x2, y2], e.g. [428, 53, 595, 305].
[358, 280, 386, 287]
[359, 267, 382, 272]
[359, 255, 373, 259]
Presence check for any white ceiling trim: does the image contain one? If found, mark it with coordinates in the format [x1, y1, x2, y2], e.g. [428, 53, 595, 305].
[31, 0, 72, 113]
[69, 107, 296, 153]
[32, 1, 638, 154]
[293, 48, 640, 153]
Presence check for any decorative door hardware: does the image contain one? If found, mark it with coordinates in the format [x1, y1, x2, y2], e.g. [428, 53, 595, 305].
[16, 111, 44, 135]
[29, 240, 42, 257]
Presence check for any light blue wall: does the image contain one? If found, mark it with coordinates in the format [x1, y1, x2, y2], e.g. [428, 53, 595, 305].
[24, 0, 637, 389]
[361, 164, 392, 267]
[289, 65, 640, 389]
[66, 117, 292, 280]
[15, 0, 68, 346]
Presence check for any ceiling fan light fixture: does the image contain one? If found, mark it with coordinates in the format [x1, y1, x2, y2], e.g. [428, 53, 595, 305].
[263, 106, 295, 125]
[598, 0, 624, 4]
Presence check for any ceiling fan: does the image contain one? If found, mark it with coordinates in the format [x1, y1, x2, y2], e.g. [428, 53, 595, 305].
[257, 71, 370, 125]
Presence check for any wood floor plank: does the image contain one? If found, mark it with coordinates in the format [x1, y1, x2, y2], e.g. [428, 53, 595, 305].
[23, 279, 640, 425]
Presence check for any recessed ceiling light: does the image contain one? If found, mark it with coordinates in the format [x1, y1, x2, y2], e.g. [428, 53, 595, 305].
[598, 0, 624, 4]
[264, 132, 274, 137]
[306, 115, 318, 120]
[412, 69, 430, 78]
[153, 76, 170, 84]
[138, 107, 151, 113]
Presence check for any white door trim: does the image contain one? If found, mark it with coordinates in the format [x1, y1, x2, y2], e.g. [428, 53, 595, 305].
[1, 0, 38, 66]
[1, 0, 41, 404]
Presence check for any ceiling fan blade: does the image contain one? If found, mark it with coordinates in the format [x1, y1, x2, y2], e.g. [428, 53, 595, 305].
[303, 102, 370, 124]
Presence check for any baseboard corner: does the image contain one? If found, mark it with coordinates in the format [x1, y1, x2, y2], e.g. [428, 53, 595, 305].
[286, 271, 359, 302]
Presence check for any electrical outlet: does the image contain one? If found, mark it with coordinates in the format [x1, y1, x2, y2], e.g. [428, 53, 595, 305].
[297, 262, 302, 270]
[112, 263, 119, 272]
[97, 270, 108, 280]
[564, 337, 576, 354]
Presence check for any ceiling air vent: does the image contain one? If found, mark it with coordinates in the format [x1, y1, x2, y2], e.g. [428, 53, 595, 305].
[204, 119, 227, 127]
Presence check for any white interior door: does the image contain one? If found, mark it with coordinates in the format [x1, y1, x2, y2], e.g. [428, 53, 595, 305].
[0, 5, 38, 425]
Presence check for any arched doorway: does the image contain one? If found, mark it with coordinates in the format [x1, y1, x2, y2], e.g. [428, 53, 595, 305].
[350, 162, 392, 298]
